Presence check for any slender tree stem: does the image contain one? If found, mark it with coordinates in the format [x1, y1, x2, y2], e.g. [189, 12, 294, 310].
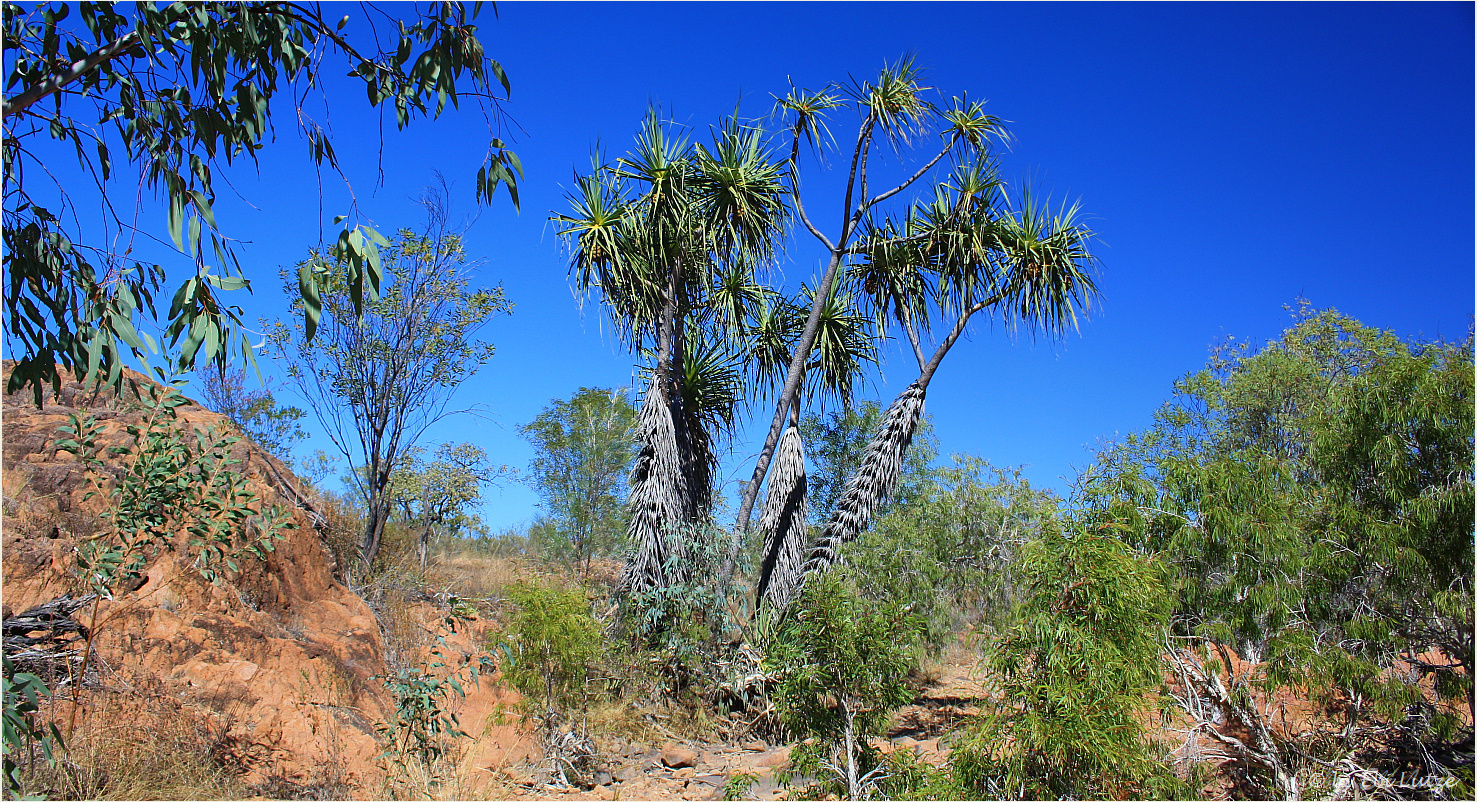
[867, 134, 959, 208]
[725, 118, 876, 570]
[901, 304, 927, 373]
[917, 294, 997, 390]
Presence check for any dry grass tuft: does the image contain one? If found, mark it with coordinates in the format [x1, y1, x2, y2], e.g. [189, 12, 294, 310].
[16, 693, 246, 801]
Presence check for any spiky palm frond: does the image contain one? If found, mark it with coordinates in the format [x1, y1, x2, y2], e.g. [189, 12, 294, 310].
[850, 215, 934, 342]
[755, 425, 811, 613]
[743, 293, 805, 401]
[614, 106, 694, 201]
[677, 328, 744, 520]
[844, 55, 935, 148]
[705, 260, 775, 340]
[620, 384, 688, 595]
[994, 191, 1099, 336]
[802, 382, 926, 579]
[773, 84, 843, 157]
[799, 280, 877, 407]
[692, 117, 790, 267]
[939, 94, 1009, 149]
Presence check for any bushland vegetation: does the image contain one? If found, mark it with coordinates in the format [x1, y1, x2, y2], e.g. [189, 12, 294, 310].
[3, 14, 1469, 799]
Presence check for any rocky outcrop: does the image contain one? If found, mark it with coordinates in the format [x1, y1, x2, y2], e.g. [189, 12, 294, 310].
[0, 367, 521, 797]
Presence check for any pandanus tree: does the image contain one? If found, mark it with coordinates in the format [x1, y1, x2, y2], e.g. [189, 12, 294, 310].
[556, 110, 874, 596]
[554, 111, 787, 594]
[746, 63, 1101, 613]
[726, 59, 1011, 582]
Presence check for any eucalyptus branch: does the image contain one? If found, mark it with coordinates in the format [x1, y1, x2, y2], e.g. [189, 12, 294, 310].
[2, 30, 141, 119]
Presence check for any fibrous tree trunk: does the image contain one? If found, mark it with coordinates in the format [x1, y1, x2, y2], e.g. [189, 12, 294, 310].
[762, 384, 921, 614]
[619, 384, 688, 595]
[754, 425, 810, 612]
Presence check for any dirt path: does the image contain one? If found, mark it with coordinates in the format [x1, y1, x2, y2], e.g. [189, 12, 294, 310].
[492, 648, 987, 801]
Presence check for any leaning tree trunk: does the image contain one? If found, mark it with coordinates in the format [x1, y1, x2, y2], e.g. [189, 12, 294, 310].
[754, 425, 811, 613]
[804, 381, 925, 575]
[618, 384, 688, 595]
[760, 382, 926, 614]
[360, 497, 391, 567]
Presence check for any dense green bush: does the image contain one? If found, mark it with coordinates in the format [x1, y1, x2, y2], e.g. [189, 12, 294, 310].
[947, 523, 1190, 801]
[1079, 306, 1474, 797]
[493, 581, 605, 731]
[621, 522, 738, 689]
[766, 572, 924, 800]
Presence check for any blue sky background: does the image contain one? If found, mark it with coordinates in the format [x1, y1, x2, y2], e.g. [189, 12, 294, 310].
[9, 1, 1474, 532]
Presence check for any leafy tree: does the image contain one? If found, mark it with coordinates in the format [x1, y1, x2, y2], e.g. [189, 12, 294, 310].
[741, 62, 1099, 613]
[492, 581, 604, 735]
[948, 523, 1190, 801]
[1079, 304, 1474, 798]
[268, 203, 511, 568]
[801, 400, 939, 524]
[196, 359, 305, 461]
[518, 387, 639, 576]
[765, 571, 923, 800]
[3, 2, 521, 404]
[388, 441, 502, 567]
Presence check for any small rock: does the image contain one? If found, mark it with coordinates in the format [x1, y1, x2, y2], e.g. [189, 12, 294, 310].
[662, 745, 699, 768]
[614, 765, 641, 782]
[595, 770, 614, 786]
[627, 741, 650, 757]
[673, 766, 695, 779]
[916, 738, 940, 753]
[594, 785, 617, 801]
[691, 773, 726, 787]
[741, 739, 767, 752]
[893, 735, 919, 752]
[753, 746, 791, 768]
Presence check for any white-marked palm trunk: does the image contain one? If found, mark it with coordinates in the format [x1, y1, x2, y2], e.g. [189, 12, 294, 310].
[754, 425, 810, 612]
[619, 385, 688, 595]
[765, 382, 924, 611]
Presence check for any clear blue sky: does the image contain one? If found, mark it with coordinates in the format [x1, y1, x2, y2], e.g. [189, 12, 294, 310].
[12, 2, 1474, 532]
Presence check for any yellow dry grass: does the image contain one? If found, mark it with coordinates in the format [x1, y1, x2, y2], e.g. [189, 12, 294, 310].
[16, 694, 246, 801]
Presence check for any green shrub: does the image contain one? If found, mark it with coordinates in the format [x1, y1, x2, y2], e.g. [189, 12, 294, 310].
[766, 572, 923, 800]
[621, 522, 736, 689]
[493, 581, 604, 731]
[948, 523, 1190, 800]
[2, 656, 63, 797]
[841, 456, 1057, 646]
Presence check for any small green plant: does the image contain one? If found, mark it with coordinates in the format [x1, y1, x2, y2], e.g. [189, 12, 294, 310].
[492, 580, 604, 733]
[2, 655, 65, 796]
[766, 572, 923, 800]
[56, 381, 294, 593]
[377, 606, 495, 792]
[721, 770, 759, 801]
[948, 523, 1191, 800]
[48, 378, 296, 742]
[621, 521, 740, 691]
[872, 749, 956, 800]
